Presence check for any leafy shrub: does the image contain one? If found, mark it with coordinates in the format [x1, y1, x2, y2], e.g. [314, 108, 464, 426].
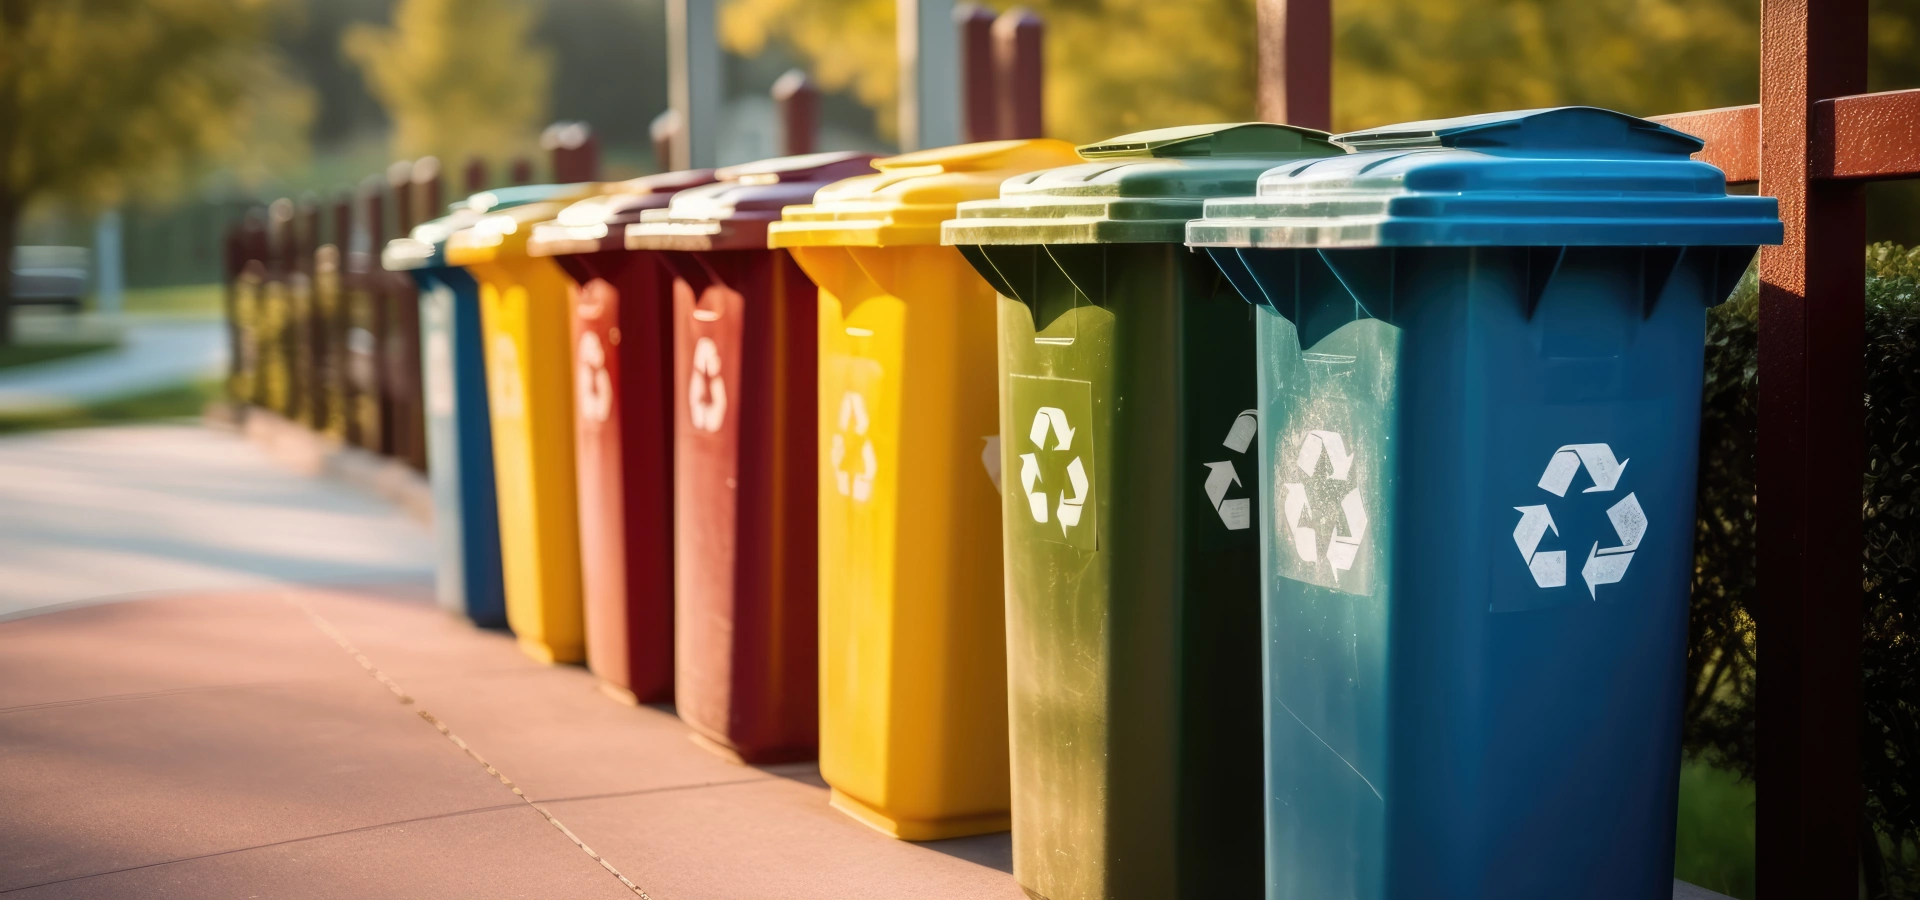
[1689, 243, 1920, 897]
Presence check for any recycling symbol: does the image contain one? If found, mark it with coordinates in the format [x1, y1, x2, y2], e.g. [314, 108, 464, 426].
[830, 390, 877, 502]
[1281, 430, 1369, 578]
[1511, 443, 1647, 598]
[1202, 410, 1259, 531]
[488, 333, 524, 419]
[687, 336, 727, 433]
[576, 331, 612, 425]
[1019, 406, 1088, 537]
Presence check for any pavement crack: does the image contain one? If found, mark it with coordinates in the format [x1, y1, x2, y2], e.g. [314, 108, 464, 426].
[283, 592, 654, 899]
[0, 803, 527, 894]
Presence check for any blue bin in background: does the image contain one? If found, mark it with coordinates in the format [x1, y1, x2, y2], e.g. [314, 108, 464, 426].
[1185, 108, 1782, 900]
[384, 185, 576, 627]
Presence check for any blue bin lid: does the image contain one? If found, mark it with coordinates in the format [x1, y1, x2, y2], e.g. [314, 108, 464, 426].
[1185, 107, 1783, 249]
[383, 183, 588, 270]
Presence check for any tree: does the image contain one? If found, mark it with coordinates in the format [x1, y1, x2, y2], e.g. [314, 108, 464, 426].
[345, 0, 554, 167]
[725, 0, 1918, 142]
[0, 0, 311, 344]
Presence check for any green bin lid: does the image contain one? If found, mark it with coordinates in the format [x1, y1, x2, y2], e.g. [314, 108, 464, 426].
[1186, 107, 1784, 248]
[940, 123, 1344, 245]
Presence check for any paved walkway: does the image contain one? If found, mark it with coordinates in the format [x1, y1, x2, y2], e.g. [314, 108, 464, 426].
[0, 423, 1018, 898]
[0, 424, 433, 620]
[0, 317, 226, 414]
[0, 584, 1019, 899]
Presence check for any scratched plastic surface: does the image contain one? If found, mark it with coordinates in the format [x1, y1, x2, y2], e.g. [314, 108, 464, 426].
[446, 189, 606, 665]
[944, 123, 1344, 900]
[385, 190, 583, 628]
[627, 152, 877, 764]
[1189, 108, 1782, 900]
[770, 138, 1080, 841]
[524, 169, 717, 704]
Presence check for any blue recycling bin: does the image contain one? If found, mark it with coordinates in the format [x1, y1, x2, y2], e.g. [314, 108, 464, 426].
[384, 185, 578, 626]
[1184, 108, 1782, 900]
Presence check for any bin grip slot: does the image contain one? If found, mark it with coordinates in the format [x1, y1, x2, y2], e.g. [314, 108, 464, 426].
[1226, 248, 1393, 349]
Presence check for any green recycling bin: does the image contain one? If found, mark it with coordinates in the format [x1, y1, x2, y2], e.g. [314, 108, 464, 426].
[942, 123, 1345, 900]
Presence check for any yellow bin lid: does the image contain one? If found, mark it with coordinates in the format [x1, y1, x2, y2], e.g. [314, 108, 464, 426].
[445, 182, 606, 266]
[768, 139, 1079, 248]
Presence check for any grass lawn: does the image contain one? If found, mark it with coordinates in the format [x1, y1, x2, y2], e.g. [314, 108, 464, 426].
[0, 379, 219, 435]
[0, 340, 118, 371]
[1674, 758, 1756, 899]
[119, 283, 223, 319]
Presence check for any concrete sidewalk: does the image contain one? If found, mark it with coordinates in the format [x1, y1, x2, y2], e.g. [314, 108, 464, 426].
[0, 584, 1019, 899]
[0, 424, 433, 620]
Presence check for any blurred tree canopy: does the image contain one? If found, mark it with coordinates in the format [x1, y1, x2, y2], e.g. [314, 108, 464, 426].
[721, 0, 1920, 145]
[344, 0, 553, 166]
[0, 0, 311, 343]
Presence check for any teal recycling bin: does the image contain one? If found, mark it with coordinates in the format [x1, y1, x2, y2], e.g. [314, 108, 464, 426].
[384, 185, 577, 626]
[1185, 107, 1782, 900]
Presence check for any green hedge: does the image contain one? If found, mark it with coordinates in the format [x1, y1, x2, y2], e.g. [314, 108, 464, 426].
[1690, 243, 1920, 897]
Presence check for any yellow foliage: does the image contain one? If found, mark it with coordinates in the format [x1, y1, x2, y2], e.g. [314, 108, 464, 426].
[0, 0, 313, 210]
[345, 0, 554, 165]
[719, 0, 1768, 145]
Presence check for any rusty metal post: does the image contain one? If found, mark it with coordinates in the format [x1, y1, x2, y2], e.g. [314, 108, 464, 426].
[993, 9, 1044, 140]
[651, 110, 682, 174]
[545, 122, 601, 182]
[956, 4, 998, 142]
[1754, 1, 1869, 896]
[293, 194, 322, 427]
[387, 160, 416, 234]
[510, 157, 534, 186]
[330, 189, 352, 252]
[463, 157, 489, 195]
[412, 156, 443, 225]
[1255, 0, 1331, 131]
[348, 175, 387, 451]
[772, 70, 820, 156]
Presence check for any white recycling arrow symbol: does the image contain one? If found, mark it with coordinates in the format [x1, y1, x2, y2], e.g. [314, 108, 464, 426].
[1020, 406, 1088, 537]
[1513, 442, 1646, 598]
[1280, 428, 1368, 580]
[830, 390, 877, 502]
[688, 336, 727, 433]
[1202, 410, 1259, 531]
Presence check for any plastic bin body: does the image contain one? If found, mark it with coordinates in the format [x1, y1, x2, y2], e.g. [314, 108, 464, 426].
[628, 152, 878, 763]
[943, 124, 1345, 900]
[770, 139, 1081, 840]
[412, 264, 506, 625]
[384, 188, 577, 626]
[446, 187, 602, 663]
[527, 170, 717, 703]
[1186, 108, 1784, 900]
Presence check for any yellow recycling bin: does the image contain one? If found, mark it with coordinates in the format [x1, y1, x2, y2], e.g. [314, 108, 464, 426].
[445, 185, 603, 664]
[769, 138, 1081, 840]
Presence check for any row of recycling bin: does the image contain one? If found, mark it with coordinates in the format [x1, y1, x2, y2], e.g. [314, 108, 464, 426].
[384, 107, 1780, 900]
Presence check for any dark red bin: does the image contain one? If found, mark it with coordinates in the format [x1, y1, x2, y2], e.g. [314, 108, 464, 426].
[626, 152, 878, 763]
[525, 169, 717, 704]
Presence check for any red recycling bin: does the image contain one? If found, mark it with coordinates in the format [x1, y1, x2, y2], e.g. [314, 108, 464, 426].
[627, 151, 879, 763]
[525, 169, 718, 705]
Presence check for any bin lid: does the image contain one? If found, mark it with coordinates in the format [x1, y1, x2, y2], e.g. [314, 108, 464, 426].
[526, 169, 719, 258]
[768, 139, 1080, 248]
[383, 183, 586, 271]
[940, 123, 1344, 245]
[625, 151, 880, 252]
[444, 182, 608, 267]
[1185, 107, 1784, 249]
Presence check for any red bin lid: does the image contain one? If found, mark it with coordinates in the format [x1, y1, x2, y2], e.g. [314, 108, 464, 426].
[625, 151, 879, 252]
